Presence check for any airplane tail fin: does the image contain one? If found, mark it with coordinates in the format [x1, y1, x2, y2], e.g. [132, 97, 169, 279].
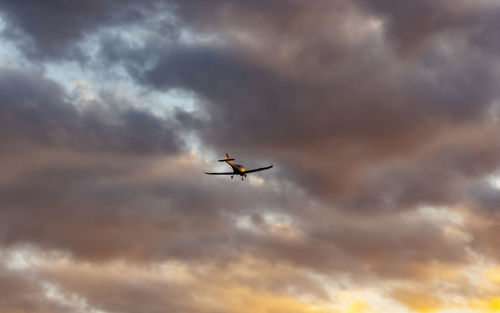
[218, 153, 235, 162]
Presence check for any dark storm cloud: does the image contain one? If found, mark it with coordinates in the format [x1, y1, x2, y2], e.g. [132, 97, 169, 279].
[353, 0, 461, 54]
[468, 182, 500, 213]
[0, 67, 182, 155]
[355, 0, 500, 57]
[0, 0, 339, 57]
[467, 6, 500, 55]
[0, 0, 159, 60]
[333, 127, 500, 213]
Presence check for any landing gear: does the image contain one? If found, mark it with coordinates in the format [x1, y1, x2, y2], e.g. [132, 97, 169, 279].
[231, 175, 234, 179]
[241, 177, 244, 181]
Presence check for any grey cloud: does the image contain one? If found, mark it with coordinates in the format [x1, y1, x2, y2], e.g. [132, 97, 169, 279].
[35, 254, 330, 313]
[355, 0, 500, 57]
[353, 0, 460, 54]
[0, 262, 68, 313]
[0, 137, 471, 283]
[1, 0, 498, 261]
[0, 0, 156, 61]
[43, 267, 203, 313]
[468, 183, 500, 213]
[107, 16, 500, 203]
[0, 140, 295, 262]
[3, 0, 500, 205]
[2, 1, 500, 312]
[0, 67, 182, 155]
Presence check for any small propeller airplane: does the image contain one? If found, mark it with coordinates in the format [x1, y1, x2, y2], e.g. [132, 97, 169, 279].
[204, 153, 274, 181]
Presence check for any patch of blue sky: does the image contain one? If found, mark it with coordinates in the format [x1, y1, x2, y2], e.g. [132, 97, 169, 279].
[178, 28, 223, 46]
[0, 16, 29, 68]
[44, 58, 207, 158]
[43, 28, 200, 117]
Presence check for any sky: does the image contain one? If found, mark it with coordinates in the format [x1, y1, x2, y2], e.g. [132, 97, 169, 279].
[1, 1, 500, 312]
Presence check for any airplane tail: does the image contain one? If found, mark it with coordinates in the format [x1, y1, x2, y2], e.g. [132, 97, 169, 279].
[218, 153, 235, 162]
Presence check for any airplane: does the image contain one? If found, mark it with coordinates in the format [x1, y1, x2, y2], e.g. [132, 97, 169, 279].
[204, 153, 274, 181]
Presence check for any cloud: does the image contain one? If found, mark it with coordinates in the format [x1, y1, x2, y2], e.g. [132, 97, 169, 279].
[0, 0, 160, 61]
[0, 66, 183, 155]
[2, 1, 500, 312]
[0, 259, 68, 313]
[93, 0, 500, 205]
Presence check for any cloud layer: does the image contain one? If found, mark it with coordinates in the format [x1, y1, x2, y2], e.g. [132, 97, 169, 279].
[1, 1, 500, 312]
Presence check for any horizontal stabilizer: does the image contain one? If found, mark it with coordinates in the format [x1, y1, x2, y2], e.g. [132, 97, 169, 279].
[218, 158, 235, 162]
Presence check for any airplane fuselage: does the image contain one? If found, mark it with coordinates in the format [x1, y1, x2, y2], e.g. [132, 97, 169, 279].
[228, 162, 246, 176]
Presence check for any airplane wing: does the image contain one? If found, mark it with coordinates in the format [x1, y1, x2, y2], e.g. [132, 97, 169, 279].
[204, 172, 235, 175]
[243, 164, 274, 174]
